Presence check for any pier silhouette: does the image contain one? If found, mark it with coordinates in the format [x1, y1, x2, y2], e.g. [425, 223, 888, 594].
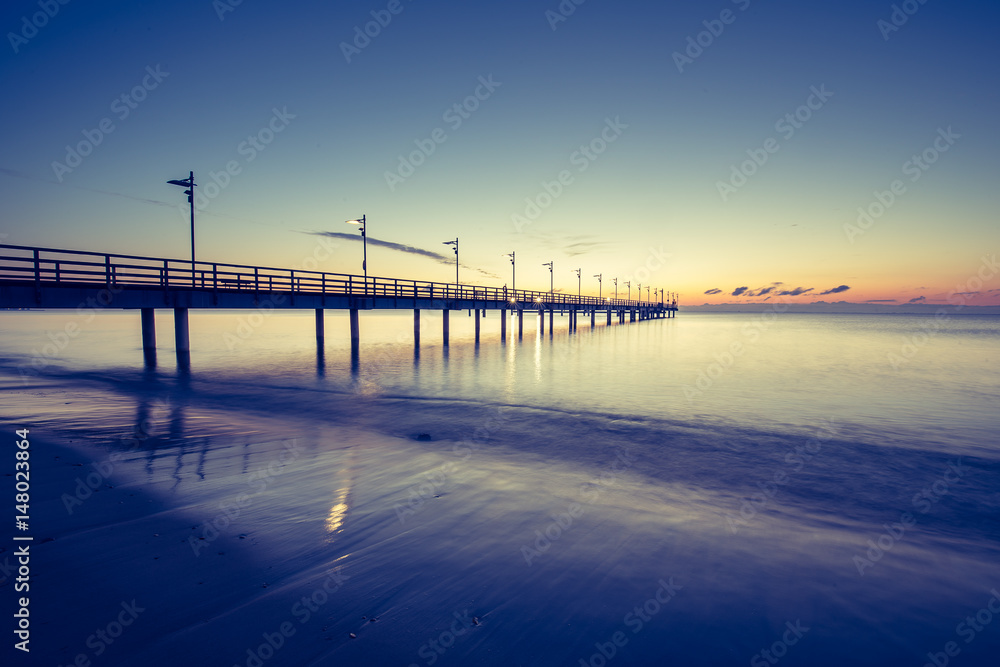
[0, 243, 678, 367]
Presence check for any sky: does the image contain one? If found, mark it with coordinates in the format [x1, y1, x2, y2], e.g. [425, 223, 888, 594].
[2, 0, 998, 306]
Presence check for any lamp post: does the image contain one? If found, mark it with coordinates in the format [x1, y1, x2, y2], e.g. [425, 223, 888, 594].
[574, 268, 581, 298]
[613, 277, 618, 301]
[625, 280, 631, 302]
[345, 215, 367, 292]
[647, 285, 651, 302]
[638, 283, 642, 303]
[167, 171, 197, 283]
[593, 273, 602, 299]
[542, 261, 553, 294]
[506, 251, 516, 292]
[443, 238, 458, 289]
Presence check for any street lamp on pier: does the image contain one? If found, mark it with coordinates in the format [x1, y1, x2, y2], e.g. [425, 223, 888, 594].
[345, 214, 367, 292]
[593, 273, 602, 299]
[542, 261, 553, 294]
[167, 171, 197, 283]
[443, 238, 458, 289]
[506, 251, 516, 292]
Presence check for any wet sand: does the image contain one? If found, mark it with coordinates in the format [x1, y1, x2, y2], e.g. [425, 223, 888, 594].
[3, 372, 1000, 666]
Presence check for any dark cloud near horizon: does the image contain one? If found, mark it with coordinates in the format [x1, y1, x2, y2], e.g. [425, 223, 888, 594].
[777, 286, 813, 296]
[732, 286, 748, 296]
[866, 299, 898, 303]
[820, 285, 850, 295]
[908, 296, 926, 303]
[704, 288, 722, 295]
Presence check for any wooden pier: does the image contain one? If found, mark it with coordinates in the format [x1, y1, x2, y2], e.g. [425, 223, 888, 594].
[0, 244, 678, 366]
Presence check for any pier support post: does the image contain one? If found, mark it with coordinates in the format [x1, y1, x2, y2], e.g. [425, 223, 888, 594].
[141, 308, 156, 365]
[540, 309, 545, 335]
[414, 309, 420, 346]
[590, 309, 595, 328]
[518, 308, 523, 338]
[173, 307, 190, 367]
[549, 308, 553, 334]
[173, 308, 189, 351]
[443, 309, 450, 346]
[501, 308, 507, 341]
[315, 308, 325, 340]
[606, 308, 611, 326]
[350, 308, 360, 348]
[475, 308, 480, 343]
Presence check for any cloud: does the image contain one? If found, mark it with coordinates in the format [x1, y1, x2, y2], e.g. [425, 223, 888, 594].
[866, 299, 898, 303]
[908, 296, 926, 303]
[704, 288, 722, 295]
[314, 231, 450, 263]
[309, 231, 500, 280]
[777, 287, 814, 296]
[819, 285, 850, 295]
[526, 232, 615, 257]
[732, 286, 748, 296]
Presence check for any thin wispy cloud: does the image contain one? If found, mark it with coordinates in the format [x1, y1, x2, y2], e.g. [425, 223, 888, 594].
[704, 288, 722, 295]
[908, 296, 926, 303]
[820, 285, 851, 295]
[526, 232, 616, 257]
[310, 231, 499, 281]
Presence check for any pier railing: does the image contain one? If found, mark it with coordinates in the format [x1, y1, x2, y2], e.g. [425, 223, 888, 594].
[0, 244, 676, 309]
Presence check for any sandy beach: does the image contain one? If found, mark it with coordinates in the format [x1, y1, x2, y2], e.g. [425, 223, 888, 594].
[3, 360, 999, 666]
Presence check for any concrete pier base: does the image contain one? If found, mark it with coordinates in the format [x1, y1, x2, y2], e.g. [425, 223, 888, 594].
[173, 307, 189, 367]
[349, 308, 360, 348]
[443, 310, 450, 346]
[141, 308, 156, 365]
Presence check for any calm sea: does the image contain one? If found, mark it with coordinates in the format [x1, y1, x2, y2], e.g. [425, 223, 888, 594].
[1, 309, 998, 666]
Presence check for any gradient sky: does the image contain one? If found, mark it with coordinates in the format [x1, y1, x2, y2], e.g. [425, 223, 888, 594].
[2, 0, 998, 305]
